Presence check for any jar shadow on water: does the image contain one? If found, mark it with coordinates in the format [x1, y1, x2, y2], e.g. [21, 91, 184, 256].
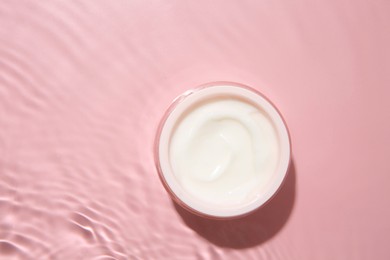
[173, 160, 296, 249]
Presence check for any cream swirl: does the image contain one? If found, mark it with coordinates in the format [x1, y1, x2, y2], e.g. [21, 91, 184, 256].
[170, 98, 279, 206]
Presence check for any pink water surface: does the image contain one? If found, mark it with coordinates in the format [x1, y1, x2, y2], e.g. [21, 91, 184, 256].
[1, 1, 390, 259]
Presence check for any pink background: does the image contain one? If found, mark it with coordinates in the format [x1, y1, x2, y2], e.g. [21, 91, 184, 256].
[1, 0, 390, 259]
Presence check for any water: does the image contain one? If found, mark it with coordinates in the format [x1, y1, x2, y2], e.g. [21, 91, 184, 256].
[1, 0, 390, 259]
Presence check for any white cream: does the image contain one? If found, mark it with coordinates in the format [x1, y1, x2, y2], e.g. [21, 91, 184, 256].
[169, 97, 279, 207]
[157, 84, 290, 217]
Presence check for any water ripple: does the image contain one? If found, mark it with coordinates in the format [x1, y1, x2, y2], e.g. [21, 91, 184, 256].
[0, 1, 304, 259]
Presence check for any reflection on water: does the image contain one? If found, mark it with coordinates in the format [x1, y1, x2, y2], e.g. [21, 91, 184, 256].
[1, 0, 388, 259]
